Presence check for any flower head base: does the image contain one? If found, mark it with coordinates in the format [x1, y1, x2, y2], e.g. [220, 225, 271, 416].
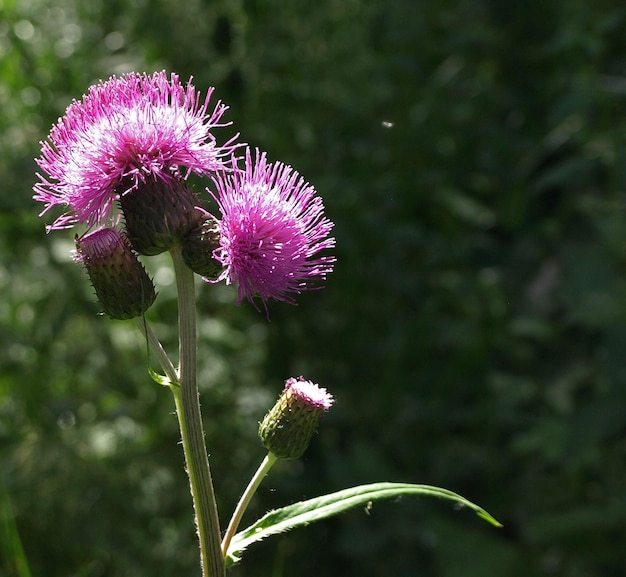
[211, 148, 335, 311]
[75, 228, 156, 320]
[259, 377, 334, 460]
[181, 212, 223, 280]
[119, 176, 204, 256]
[34, 70, 238, 232]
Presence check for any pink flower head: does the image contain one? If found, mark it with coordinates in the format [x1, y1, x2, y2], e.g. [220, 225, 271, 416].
[283, 376, 334, 411]
[211, 148, 335, 310]
[34, 71, 238, 231]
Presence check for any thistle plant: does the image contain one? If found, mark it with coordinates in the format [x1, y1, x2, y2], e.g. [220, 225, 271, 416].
[34, 70, 500, 577]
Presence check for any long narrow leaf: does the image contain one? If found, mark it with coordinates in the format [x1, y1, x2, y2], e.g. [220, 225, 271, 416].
[226, 482, 501, 566]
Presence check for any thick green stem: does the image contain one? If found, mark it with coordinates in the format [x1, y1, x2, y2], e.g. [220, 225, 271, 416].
[171, 248, 224, 577]
[221, 452, 278, 558]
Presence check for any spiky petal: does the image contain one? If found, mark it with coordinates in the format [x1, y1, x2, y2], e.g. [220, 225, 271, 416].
[211, 148, 335, 310]
[34, 70, 238, 231]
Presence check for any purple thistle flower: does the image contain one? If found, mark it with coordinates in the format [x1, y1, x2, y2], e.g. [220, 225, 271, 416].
[34, 70, 238, 231]
[210, 148, 335, 310]
[282, 376, 334, 411]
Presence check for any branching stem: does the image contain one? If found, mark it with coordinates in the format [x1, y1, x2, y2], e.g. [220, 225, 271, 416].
[171, 247, 224, 577]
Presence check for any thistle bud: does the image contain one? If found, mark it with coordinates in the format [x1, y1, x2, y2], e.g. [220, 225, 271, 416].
[118, 177, 204, 256]
[259, 377, 334, 460]
[181, 213, 223, 280]
[75, 228, 156, 320]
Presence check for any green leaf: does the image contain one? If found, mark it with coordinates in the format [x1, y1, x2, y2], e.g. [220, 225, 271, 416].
[225, 482, 502, 566]
[148, 367, 178, 388]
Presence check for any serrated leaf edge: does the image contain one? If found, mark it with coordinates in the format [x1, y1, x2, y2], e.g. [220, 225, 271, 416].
[225, 482, 501, 566]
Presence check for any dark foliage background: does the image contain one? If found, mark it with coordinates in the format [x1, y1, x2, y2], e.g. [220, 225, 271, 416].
[2, 0, 626, 576]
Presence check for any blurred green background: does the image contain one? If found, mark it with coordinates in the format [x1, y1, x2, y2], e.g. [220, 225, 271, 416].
[2, 0, 626, 575]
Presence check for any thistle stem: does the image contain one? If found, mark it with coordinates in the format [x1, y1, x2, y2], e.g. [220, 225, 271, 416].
[135, 316, 179, 384]
[221, 452, 278, 558]
[170, 247, 224, 577]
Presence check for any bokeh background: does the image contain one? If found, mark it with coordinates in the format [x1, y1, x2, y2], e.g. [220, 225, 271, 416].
[2, 0, 626, 575]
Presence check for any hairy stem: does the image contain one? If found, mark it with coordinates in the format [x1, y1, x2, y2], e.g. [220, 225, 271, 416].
[222, 452, 278, 558]
[171, 247, 224, 577]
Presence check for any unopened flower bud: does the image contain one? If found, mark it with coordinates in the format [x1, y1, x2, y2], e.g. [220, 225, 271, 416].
[75, 228, 156, 320]
[259, 377, 334, 460]
[119, 177, 204, 256]
[181, 214, 223, 280]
